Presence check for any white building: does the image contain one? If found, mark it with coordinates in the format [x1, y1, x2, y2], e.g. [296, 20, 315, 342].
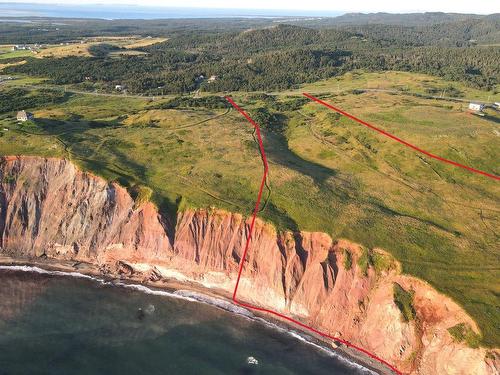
[17, 110, 34, 122]
[468, 103, 485, 112]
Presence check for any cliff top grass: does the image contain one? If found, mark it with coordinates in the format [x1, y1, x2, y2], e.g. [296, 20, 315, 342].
[448, 323, 482, 348]
[0, 71, 499, 346]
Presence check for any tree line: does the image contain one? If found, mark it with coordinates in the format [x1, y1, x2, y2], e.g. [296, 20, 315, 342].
[5, 23, 499, 94]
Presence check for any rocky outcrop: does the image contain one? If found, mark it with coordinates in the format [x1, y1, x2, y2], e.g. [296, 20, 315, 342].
[0, 156, 497, 375]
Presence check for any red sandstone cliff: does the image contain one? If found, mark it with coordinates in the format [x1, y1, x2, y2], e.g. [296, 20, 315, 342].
[0, 156, 498, 375]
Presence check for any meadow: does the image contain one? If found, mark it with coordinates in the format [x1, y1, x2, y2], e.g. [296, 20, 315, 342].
[0, 71, 499, 347]
[0, 36, 166, 60]
[0, 48, 34, 60]
[282, 70, 499, 102]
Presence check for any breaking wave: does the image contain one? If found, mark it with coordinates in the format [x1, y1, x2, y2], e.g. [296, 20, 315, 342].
[174, 290, 254, 318]
[251, 317, 377, 375]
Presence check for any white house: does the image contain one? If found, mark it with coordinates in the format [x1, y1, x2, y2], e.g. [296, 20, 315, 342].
[12, 45, 28, 51]
[468, 103, 485, 112]
[17, 110, 34, 122]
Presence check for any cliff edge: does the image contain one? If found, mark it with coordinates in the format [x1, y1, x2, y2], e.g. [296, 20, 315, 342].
[0, 156, 498, 375]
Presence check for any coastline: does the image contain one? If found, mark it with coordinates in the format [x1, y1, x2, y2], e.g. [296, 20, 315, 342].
[0, 255, 394, 375]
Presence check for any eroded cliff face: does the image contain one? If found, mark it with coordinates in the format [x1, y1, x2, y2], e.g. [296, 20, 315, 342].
[0, 156, 497, 375]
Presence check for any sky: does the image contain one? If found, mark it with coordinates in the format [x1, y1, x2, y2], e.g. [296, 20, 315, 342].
[3, 0, 500, 14]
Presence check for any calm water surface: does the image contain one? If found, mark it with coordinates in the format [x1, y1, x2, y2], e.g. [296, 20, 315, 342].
[0, 4, 340, 19]
[0, 269, 370, 375]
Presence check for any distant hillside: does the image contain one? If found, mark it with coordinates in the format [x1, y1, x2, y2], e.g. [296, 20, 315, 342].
[3, 14, 500, 93]
[328, 12, 484, 26]
[291, 13, 500, 46]
[339, 15, 500, 46]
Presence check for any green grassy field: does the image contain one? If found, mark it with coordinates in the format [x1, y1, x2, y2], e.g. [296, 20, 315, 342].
[0, 49, 34, 60]
[284, 70, 499, 102]
[0, 71, 499, 347]
[0, 36, 166, 60]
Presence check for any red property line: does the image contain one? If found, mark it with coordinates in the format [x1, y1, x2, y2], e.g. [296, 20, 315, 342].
[225, 96, 403, 375]
[303, 92, 500, 181]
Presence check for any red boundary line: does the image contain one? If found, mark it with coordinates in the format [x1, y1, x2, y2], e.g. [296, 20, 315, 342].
[302, 92, 499, 181]
[225, 96, 403, 375]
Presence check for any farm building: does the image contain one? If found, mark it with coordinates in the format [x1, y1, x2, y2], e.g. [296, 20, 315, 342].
[16, 110, 34, 122]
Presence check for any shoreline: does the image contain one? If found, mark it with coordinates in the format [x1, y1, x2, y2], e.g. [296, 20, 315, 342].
[0, 255, 395, 375]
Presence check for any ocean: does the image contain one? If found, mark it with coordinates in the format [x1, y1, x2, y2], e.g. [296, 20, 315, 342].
[0, 4, 340, 20]
[0, 267, 373, 375]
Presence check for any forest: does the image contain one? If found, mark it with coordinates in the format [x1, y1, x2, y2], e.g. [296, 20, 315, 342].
[2, 14, 499, 94]
[0, 88, 71, 113]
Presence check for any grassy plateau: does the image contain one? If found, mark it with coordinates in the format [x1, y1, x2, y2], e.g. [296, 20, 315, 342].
[0, 71, 499, 347]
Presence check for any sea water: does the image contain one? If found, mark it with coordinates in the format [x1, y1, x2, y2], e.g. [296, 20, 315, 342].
[0, 4, 340, 20]
[0, 267, 373, 375]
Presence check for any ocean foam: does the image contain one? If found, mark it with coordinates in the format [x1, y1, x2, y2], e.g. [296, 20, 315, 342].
[174, 290, 254, 318]
[0, 265, 197, 303]
[252, 317, 377, 375]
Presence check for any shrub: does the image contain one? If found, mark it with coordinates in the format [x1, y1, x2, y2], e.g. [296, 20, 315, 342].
[88, 43, 121, 57]
[2, 174, 16, 184]
[250, 107, 287, 133]
[485, 351, 496, 361]
[357, 247, 370, 276]
[343, 248, 352, 270]
[270, 97, 308, 111]
[448, 323, 481, 348]
[129, 184, 153, 208]
[357, 248, 394, 276]
[327, 112, 341, 121]
[393, 283, 416, 322]
[158, 95, 230, 109]
[176, 195, 189, 212]
[371, 252, 393, 274]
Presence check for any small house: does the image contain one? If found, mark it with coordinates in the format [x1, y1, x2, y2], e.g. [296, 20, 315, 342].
[13, 45, 31, 51]
[115, 85, 124, 91]
[468, 103, 485, 112]
[16, 110, 34, 122]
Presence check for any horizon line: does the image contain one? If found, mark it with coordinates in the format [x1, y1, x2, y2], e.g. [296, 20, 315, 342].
[0, 3, 497, 16]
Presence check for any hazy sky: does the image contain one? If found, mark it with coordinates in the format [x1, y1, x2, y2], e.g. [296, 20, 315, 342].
[5, 0, 500, 14]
